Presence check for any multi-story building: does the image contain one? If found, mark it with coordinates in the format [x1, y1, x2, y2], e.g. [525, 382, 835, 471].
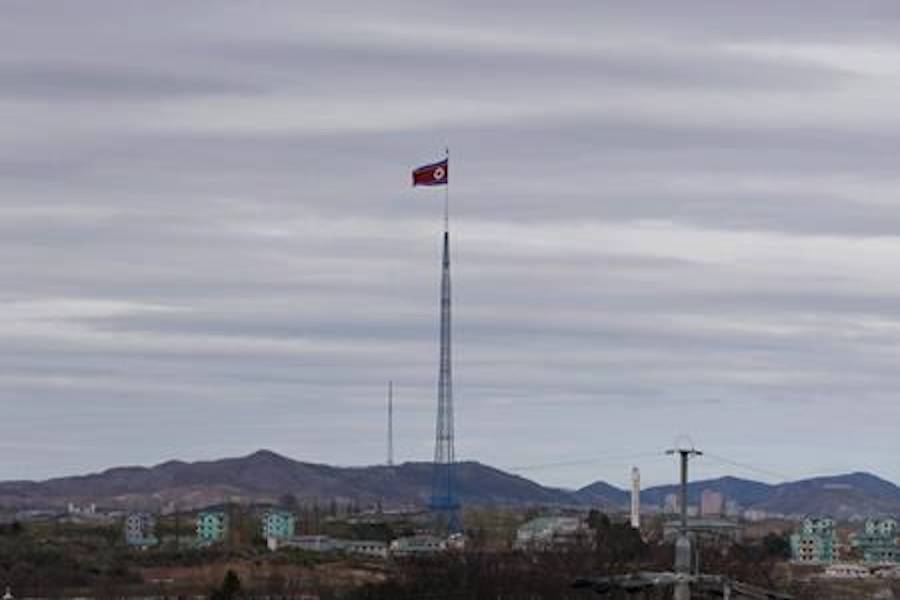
[261, 509, 296, 541]
[852, 518, 899, 564]
[700, 490, 724, 517]
[791, 517, 839, 564]
[196, 510, 227, 545]
[124, 512, 158, 548]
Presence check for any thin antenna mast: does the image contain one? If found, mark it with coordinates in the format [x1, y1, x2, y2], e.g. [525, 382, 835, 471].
[387, 381, 394, 467]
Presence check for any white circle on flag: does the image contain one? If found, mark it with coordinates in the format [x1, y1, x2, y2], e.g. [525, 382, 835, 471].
[433, 167, 445, 180]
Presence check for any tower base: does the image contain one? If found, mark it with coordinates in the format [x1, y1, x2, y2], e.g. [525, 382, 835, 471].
[430, 496, 462, 534]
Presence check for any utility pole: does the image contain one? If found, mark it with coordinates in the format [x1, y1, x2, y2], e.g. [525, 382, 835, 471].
[576, 444, 791, 599]
[666, 444, 703, 600]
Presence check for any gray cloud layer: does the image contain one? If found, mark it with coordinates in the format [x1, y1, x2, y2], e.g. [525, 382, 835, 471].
[2, 1, 900, 488]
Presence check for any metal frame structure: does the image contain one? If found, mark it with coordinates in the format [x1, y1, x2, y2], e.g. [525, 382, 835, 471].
[430, 229, 460, 532]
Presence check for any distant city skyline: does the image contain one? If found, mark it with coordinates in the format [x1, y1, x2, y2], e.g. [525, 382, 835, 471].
[3, 1, 900, 487]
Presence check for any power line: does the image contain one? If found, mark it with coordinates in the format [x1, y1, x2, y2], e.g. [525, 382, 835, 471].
[702, 451, 791, 482]
[505, 449, 791, 484]
[505, 451, 666, 472]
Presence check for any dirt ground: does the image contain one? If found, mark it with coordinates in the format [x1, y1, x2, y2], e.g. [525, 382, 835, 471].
[137, 559, 388, 596]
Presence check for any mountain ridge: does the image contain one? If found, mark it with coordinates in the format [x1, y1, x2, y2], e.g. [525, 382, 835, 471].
[1, 450, 898, 518]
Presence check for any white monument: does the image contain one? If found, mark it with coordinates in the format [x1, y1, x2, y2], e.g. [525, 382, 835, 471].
[630, 466, 641, 529]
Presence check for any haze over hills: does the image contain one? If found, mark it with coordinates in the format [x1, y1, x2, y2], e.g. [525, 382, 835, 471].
[1, 450, 899, 519]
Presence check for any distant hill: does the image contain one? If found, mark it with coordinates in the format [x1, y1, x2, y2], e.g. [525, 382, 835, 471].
[633, 476, 774, 508]
[0, 450, 575, 511]
[575, 472, 900, 519]
[571, 480, 629, 507]
[2, 450, 899, 518]
[756, 472, 900, 519]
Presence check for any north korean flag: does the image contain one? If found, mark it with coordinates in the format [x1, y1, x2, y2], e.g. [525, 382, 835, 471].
[412, 158, 448, 187]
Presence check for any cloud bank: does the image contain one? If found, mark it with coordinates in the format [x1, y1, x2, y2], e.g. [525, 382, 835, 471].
[2, 1, 900, 488]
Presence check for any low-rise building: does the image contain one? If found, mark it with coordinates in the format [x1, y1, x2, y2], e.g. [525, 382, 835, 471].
[196, 510, 227, 545]
[791, 517, 839, 564]
[515, 516, 585, 549]
[262, 509, 296, 541]
[446, 532, 466, 551]
[268, 535, 387, 558]
[268, 533, 453, 560]
[875, 565, 900, 579]
[62, 502, 116, 524]
[268, 534, 337, 552]
[823, 563, 870, 579]
[340, 539, 388, 558]
[124, 512, 158, 548]
[852, 518, 899, 564]
[13, 509, 58, 522]
[743, 509, 769, 522]
[390, 534, 447, 556]
[68, 502, 96, 516]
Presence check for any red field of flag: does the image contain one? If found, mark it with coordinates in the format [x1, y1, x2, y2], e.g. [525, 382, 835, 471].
[412, 159, 448, 186]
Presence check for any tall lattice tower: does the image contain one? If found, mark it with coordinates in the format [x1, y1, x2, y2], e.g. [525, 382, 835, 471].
[430, 229, 460, 531]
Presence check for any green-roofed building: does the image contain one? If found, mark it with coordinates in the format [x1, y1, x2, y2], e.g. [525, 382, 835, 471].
[790, 517, 839, 564]
[261, 509, 296, 541]
[196, 510, 227, 545]
[853, 518, 899, 564]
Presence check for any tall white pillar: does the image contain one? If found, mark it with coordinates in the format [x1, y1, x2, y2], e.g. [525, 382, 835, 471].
[630, 466, 641, 529]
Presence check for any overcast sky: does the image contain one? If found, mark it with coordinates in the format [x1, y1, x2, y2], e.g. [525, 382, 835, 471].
[5, 1, 900, 489]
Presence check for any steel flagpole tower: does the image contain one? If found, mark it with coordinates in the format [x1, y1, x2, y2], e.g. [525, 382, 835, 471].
[430, 148, 460, 532]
